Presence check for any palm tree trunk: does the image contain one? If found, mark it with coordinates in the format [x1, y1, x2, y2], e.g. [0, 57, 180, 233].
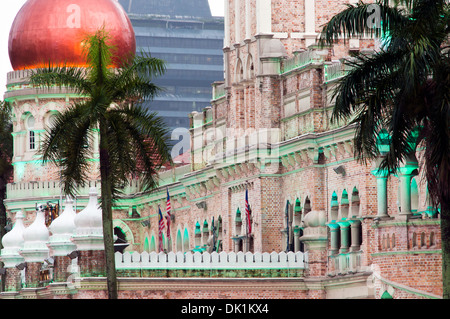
[441, 203, 450, 299]
[0, 176, 7, 292]
[99, 125, 118, 299]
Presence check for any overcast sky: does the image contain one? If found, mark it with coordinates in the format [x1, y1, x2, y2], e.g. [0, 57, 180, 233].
[0, 0, 224, 97]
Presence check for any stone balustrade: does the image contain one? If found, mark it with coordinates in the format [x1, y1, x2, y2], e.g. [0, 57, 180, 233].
[115, 251, 307, 271]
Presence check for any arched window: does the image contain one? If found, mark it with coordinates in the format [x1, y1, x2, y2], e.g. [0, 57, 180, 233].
[351, 187, 361, 217]
[194, 221, 202, 248]
[391, 233, 396, 249]
[246, 54, 255, 79]
[330, 191, 339, 221]
[235, 58, 244, 83]
[430, 232, 436, 247]
[26, 115, 36, 150]
[283, 200, 294, 252]
[304, 196, 311, 214]
[341, 190, 349, 219]
[113, 227, 128, 253]
[420, 232, 426, 248]
[412, 232, 417, 248]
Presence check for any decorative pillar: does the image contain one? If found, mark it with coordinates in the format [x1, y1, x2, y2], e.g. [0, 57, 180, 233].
[348, 219, 361, 251]
[300, 210, 327, 298]
[327, 222, 340, 255]
[399, 173, 412, 216]
[256, 0, 272, 35]
[235, 0, 241, 43]
[71, 187, 105, 277]
[245, 0, 251, 41]
[0, 211, 26, 293]
[300, 211, 328, 276]
[19, 205, 50, 289]
[293, 227, 301, 252]
[371, 158, 390, 218]
[304, 0, 317, 46]
[397, 153, 419, 220]
[47, 196, 77, 283]
[224, 0, 230, 48]
[337, 220, 350, 254]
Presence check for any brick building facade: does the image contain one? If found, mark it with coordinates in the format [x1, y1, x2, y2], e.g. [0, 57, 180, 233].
[0, 0, 443, 299]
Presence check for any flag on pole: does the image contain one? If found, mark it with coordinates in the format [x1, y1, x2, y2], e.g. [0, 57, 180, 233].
[166, 188, 172, 242]
[245, 188, 252, 235]
[158, 206, 164, 252]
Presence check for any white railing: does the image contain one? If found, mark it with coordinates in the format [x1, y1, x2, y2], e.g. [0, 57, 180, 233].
[115, 251, 306, 270]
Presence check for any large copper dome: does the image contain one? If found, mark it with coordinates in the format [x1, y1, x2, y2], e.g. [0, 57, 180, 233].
[8, 0, 136, 71]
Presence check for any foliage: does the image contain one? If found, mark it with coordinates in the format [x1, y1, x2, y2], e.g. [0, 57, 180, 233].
[30, 29, 172, 299]
[320, 0, 450, 299]
[320, 0, 450, 210]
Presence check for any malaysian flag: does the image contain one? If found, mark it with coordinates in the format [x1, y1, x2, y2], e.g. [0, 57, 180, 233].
[166, 188, 171, 242]
[245, 188, 252, 235]
[158, 206, 165, 252]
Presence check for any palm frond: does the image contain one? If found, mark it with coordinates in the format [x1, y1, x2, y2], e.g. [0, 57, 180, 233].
[30, 65, 91, 95]
[108, 104, 173, 192]
[110, 52, 166, 102]
[82, 28, 115, 87]
[40, 102, 95, 197]
[319, 1, 409, 45]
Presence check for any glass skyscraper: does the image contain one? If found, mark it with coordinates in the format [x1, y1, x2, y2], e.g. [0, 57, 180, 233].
[118, 0, 224, 132]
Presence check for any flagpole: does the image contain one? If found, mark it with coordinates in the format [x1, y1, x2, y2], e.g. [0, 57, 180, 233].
[158, 204, 164, 253]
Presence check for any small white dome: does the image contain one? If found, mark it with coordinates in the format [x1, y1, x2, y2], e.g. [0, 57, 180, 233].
[20, 205, 50, 262]
[74, 187, 102, 233]
[22, 204, 50, 244]
[71, 187, 104, 251]
[49, 196, 76, 236]
[48, 196, 77, 256]
[1, 211, 25, 250]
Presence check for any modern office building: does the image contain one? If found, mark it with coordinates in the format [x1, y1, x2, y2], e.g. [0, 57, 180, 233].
[118, 0, 224, 134]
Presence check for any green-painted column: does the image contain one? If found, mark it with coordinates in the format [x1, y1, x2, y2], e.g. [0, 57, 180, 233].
[398, 173, 412, 217]
[397, 153, 419, 219]
[293, 226, 301, 252]
[337, 220, 350, 253]
[348, 219, 361, 251]
[327, 222, 340, 255]
[371, 168, 389, 218]
[376, 176, 389, 217]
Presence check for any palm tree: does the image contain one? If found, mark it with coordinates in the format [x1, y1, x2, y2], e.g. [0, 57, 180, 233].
[319, 0, 450, 298]
[30, 29, 172, 299]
